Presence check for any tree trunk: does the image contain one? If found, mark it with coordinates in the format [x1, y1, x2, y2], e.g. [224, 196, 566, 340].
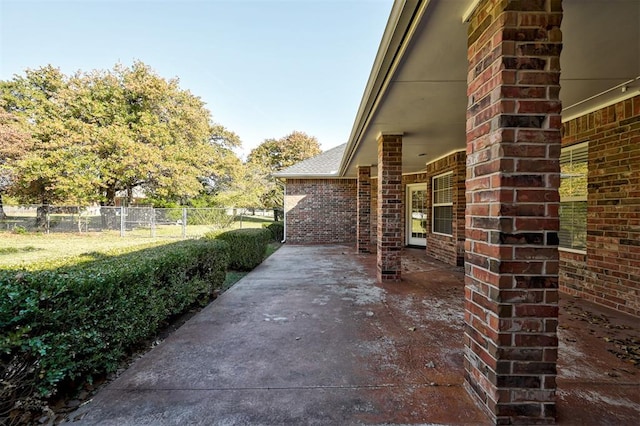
[106, 187, 116, 207]
[35, 205, 49, 229]
[273, 208, 280, 222]
[101, 187, 118, 229]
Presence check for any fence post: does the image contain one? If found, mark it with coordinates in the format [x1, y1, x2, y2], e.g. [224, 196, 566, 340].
[182, 207, 187, 239]
[151, 208, 156, 238]
[120, 206, 125, 237]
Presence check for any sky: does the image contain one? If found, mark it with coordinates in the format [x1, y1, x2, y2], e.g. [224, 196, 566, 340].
[0, 0, 393, 158]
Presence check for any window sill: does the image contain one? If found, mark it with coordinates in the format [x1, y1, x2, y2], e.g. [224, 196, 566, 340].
[558, 247, 586, 255]
[432, 232, 453, 238]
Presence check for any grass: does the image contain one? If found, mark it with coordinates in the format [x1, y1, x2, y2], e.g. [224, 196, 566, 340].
[0, 215, 274, 268]
[0, 232, 169, 268]
[0, 245, 40, 255]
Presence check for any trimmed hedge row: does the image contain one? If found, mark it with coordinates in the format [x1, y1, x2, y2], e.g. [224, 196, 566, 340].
[0, 239, 229, 413]
[208, 228, 272, 271]
[264, 221, 284, 242]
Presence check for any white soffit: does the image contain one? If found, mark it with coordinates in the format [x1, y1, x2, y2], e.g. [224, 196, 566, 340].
[342, 0, 640, 177]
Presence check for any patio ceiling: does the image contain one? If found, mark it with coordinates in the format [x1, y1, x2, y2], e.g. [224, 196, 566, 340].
[340, 0, 640, 177]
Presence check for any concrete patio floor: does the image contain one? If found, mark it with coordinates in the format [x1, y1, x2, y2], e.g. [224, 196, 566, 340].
[66, 245, 639, 425]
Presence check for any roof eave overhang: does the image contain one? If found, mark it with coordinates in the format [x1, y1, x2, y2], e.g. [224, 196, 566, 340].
[338, 0, 427, 176]
[274, 174, 351, 180]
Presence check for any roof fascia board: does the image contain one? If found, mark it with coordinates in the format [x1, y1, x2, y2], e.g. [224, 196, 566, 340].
[561, 76, 640, 122]
[562, 89, 640, 122]
[462, 0, 481, 23]
[339, 0, 427, 176]
[275, 175, 355, 180]
[424, 148, 466, 166]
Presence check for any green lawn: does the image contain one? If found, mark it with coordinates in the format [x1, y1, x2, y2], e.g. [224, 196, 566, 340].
[0, 215, 274, 268]
[0, 232, 166, 267]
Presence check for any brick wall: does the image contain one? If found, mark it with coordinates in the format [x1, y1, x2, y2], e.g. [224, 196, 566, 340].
[560, 95, 640, 317]
[558, 250, 587, 295]
[404, 151, 467, 266]
[377, 134, 404, 281]
[371, 177, 378, 248]
[284, 178, 357, 244]
[465, 0, 562, 423]
[357, 166, 372, 253]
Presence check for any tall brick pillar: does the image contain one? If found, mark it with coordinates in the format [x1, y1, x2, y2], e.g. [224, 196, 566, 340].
[357, 166, 372, 254]
[377, 133, 403, 282]
[465, 1, 562, 424]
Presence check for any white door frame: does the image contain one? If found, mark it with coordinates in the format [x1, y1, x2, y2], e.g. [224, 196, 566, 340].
[406, 183, 428, 246]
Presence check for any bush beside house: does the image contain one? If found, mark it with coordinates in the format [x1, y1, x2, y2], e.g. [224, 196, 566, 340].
[264, 221, 284, 242]
[209, 228, 273, 271]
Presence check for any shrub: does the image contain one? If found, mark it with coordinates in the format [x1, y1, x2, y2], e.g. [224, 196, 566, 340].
[187, 208, 235, 227]
[209, 228, 271, 271]
[160, 207, 235, 228]
[12, 225, 27, 235]
[0, 239, 229, 418]
[264, 221, 284, 242]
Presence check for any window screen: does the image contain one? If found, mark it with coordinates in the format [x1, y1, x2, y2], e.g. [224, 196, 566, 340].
[559, 142, 588, 251]
[432, 172, 453, 235]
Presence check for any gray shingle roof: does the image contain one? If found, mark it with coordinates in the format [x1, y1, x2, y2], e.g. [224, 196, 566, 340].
[273, 143, 346, 178]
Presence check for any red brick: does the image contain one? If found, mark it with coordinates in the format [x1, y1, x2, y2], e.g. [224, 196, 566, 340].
[466, 1, 562, 421]
[559, 94, 640, 316]
[377, 135, 403, 281]
[284, 179, 356, 244]
[357, 166, 372, 254]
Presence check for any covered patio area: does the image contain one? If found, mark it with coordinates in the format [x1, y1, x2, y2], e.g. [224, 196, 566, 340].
[68, 245, 639, 425]
[275, 2, 639, 420]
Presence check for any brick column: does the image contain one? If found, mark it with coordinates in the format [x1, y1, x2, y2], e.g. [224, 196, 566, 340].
[357, 166, 372, 253]
[377, 133, 403, 282]
[465, 1, 562, 424]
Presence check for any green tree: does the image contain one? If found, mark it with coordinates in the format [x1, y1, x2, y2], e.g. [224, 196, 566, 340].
[0, 62, 241, 217]
[79, 62, 219, 206]
[195, 125, 245, 206]
[247, 131, 321, 171]
[0, 65, 83, 224]
[0, 109, 33, 219]
[246, 131, 321, 219]
[210, 160, 270, 209]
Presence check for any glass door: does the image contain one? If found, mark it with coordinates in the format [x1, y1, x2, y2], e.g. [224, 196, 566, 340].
[407, 184, 427, 246]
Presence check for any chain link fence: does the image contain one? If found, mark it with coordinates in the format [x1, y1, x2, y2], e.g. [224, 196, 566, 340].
[0, 205, 275, 238]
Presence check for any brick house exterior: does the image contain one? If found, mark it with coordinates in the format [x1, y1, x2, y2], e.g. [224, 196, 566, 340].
[559, 97, 640, 317]
[275, 1, 639, 423]
[403, 151, 467, 266]
[284, 178, 356, 245]
[277, 144, 358, 245]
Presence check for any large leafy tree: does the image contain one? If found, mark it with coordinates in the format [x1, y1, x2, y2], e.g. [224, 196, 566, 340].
[246, 131, 321, 217]
[247, 131, 321, 171]
[65, 62, 220, 206]
[0, 66, 85, 224]
[0, 62, 240, 212]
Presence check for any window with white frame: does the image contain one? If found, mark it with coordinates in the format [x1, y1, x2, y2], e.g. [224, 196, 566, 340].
[432, 172, 453, 235]
[559, 142, 588, 251]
